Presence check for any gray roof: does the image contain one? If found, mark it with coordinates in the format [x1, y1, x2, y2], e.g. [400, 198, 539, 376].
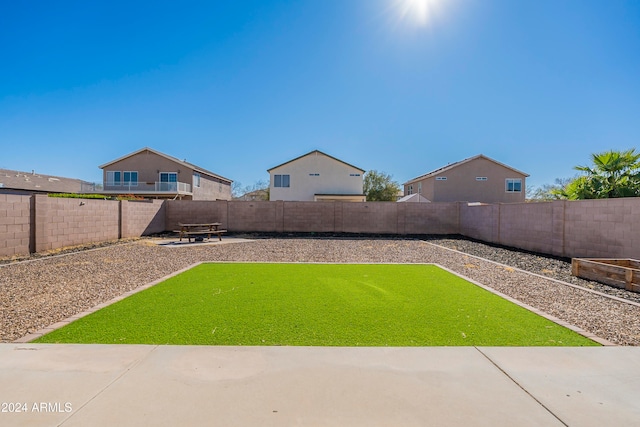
[397, 193, 431, 203]
[0, 169, 89, 194]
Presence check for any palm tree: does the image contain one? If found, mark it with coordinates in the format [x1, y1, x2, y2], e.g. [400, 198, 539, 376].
[565, 149, 640, 199]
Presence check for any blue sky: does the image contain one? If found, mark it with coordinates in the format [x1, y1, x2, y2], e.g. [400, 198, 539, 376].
[1, 0, 639, 192]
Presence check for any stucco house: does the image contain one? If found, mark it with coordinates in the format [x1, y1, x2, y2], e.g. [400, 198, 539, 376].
[99, 147, 232, 200]
[268, 150, 366, 202]
[403, 154, 529, 203]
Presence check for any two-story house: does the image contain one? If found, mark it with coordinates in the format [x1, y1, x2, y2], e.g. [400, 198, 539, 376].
[268, 150, 366, 202]
[403, 154, 528, 203]
[99, 147, 232, 200]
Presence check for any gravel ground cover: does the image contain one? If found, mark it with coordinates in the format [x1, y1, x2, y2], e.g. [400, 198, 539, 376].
[1, 236, 639, 345]
[427, 236, 640, 304]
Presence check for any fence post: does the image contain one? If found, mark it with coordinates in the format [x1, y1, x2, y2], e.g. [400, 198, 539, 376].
[29, 194, 36, 254]
[33, 194, 49, 253]
[118, 200, 124, 239]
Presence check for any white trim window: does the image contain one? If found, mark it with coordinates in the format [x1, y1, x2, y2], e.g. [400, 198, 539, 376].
[193, 173, 201, 188]
[407, 185, 413, 195]
[106, 171, 121, 186]
[418, 182, 422, 194]
[159, 172, 178, 191]
[274, 174, 290, 188]
[123, 171, 138, 187]
[506, 178, 522, 192]
[436, 176, 447, 181]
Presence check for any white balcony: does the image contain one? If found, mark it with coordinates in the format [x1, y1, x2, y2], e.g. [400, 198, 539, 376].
[101, 181, 192, 195]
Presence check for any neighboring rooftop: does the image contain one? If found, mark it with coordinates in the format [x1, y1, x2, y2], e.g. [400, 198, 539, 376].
[397, 193, 431, 203]
[0, 168, 93, 194]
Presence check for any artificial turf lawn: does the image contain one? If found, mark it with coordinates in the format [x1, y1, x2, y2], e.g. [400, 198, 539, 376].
[35, 263, 599, 346]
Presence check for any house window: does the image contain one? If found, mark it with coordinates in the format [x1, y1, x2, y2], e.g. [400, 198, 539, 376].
[350, 173, 361, 177]
[476, 177, 488, 181]
[418, 182, 422, 194]
[193, 173, 201, 188]
[159, 172, 178, 191]
[106, 171, 121, 186]
[506, 178, 522, 192]
[123, 171, 138, 186]
[309, 173, 320, 176]
[274, 174, 290, 188]
[407, 185, 413, 195]
[436, 177, 447, 181]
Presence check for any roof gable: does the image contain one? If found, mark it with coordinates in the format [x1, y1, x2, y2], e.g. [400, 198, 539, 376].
[404, 154, 529, 185]
[397, 193, 431, 203]
[100, 147, 232, 183]
[267, 150, 365, 173]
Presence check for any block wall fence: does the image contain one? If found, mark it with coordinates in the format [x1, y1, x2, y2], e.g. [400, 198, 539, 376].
[164, 201, 460, 235]
[0, 194, 165, 257]
[1, 195, 639, 259]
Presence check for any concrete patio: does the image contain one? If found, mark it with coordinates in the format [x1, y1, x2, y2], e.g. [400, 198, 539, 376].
[1, 344, 638, 426]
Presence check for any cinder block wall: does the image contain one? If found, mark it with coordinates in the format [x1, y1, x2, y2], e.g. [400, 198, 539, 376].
[33, 195, 120, 253]
[283, 201, 335, 233]
[165, 200, 461, 235]
[563, 198, 640, 258]
[404, 202, 459, 235]
[498, 202, 557, 256]
[459, 204, 500, 243]
[3, 195, 640, 259]
[229, 201, 279, 232]
[120, 199, 166, 238]
[342, 203, 399, 234]
[458, 199, 640, 259]
[165, 200, 229, 232]
[0, 194, 32, 257]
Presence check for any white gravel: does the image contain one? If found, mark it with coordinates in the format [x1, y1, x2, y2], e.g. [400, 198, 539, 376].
[1, 236, 639, 345]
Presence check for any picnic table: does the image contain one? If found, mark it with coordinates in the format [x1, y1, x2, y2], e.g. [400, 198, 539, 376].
[175, 222, 227, 242]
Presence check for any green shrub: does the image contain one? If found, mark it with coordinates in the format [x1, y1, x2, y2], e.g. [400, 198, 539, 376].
[48, 193, 108, 199]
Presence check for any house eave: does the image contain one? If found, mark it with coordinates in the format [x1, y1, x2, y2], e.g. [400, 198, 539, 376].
[267, 150, 365, 173]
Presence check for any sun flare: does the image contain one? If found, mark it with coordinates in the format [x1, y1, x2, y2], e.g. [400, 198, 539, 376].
[394, 0, 442, 26]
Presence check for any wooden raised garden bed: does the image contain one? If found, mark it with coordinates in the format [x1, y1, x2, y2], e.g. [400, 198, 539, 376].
[571, 258, 640, 293]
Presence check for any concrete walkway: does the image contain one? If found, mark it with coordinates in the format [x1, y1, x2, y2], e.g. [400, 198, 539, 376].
[1, 344, 638, 426]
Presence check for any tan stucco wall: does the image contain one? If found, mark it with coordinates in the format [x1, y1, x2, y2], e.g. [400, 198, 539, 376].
[192, 174, 232, 200]
[269, 152, 363, 201]
[405, 157, 526, 203]
[102, 150, 231, 200]
[103, 151, 189, 186]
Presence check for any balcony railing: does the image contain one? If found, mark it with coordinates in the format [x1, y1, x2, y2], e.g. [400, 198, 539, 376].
[102, 181, 192, 194]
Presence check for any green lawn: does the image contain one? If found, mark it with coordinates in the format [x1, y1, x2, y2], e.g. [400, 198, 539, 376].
[35, 263, 599, 346]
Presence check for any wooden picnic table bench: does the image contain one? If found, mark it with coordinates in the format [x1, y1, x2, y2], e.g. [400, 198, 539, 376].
[174, 222, 227, 242]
